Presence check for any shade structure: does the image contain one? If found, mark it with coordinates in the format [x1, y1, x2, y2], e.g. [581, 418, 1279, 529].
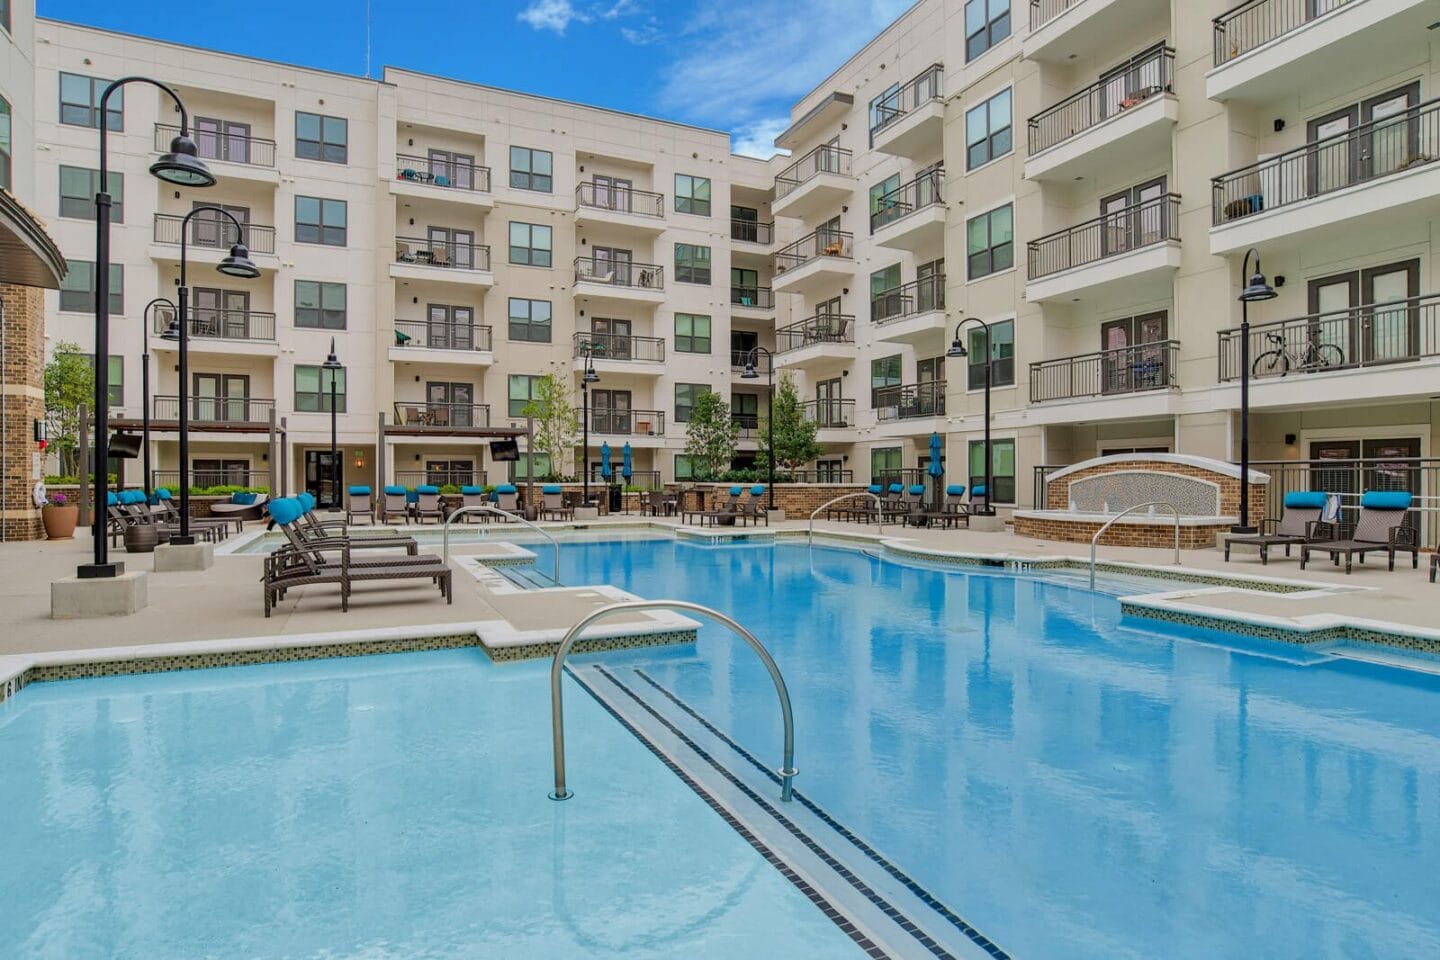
[621, 442, 633, 480]
[928, 432, 945, 476]
[599, 442, 613, 480]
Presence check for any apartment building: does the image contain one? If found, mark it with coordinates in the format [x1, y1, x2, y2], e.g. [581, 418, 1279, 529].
[10, 0, 1440, 508]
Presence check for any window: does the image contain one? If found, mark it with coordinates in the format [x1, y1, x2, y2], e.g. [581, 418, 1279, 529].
[964, 0, 1010, 62]
[1, 0, 9, 33]
[674, 454, 698, 481]
[965, 89, 1012, 170]
[59, 73, 122, 130]
[58, 166, 123, 222]
[871, 355, 901, 406]
[508, 222, 553, 267]
[967, 204, 1013, 279]
[869, 173, 902, 230]
[509, 146, 553, 192]
[59, 261, 123, 314]
[295, 281, 347, 329]
[869, 83, 900, 139]
[675, 313, 711, 354]
[967, 319, 1015, 389]
[295, 196, 347, 246]
[65, 354, 125, 408]
[294, 364, 346, 413]
[425, 460, 475, 488]
[0, 95, 10, 191]
[871, 446, 902, 482]
[969, 438, 1015, 504]
[675, 243, 712, 284]
[870, 264, 902, 321]
[192, 459, 251, 487]
[508, 374, 541, 417]
[675, 174, 712, 216]
[514, 452, 552, 481]
[508, 298, 553, 343]
[295, 112, 348, 163]
[675, 383, 706, 423]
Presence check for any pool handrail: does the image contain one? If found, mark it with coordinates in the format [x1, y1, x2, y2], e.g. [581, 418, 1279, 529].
[808, 492, 885, 544]
[1090, 501, 1180, 589]
[443, 504, 561, 584]
[550, 599, 797, 803]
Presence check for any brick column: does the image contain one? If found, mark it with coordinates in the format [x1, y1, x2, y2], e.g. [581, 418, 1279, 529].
[1, 282, 46, 541]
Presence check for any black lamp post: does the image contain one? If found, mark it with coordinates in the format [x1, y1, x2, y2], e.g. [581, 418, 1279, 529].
[580, 341, 599, 505]
[141, 298, 176, 500]
[740, 346, 776, 511]
[946, 317, 995, 516]
[81, 76, 215, 579]
[323, 338, 343, 512]
[1234, 247, 1278, 534]
[160, 207, 260, 544]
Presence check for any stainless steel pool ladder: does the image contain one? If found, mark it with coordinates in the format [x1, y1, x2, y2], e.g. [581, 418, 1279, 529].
[442, 505, 561, 584]
[808, 491, 885, 544]
[549, 600, 797, 803]
[1089, 501, 1180, 589]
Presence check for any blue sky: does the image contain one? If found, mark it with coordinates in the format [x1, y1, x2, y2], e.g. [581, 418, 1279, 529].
[40, 0, 916, 157]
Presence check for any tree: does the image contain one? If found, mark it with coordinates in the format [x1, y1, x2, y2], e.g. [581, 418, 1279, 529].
[44, 342, 95, 478]
[521, 372, 580, 480]
[683, 390, 738, 480]
[763, 371, 821, 474]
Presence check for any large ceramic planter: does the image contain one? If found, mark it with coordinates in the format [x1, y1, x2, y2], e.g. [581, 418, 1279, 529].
[42, 504, 79, 540]
[124, 523, 160, 553]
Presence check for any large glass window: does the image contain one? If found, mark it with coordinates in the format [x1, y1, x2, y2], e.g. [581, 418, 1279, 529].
[674, 454, 698, 481]
[294, 364, 346, 413]
[508, 222, 553, 267]
[59, 166, 123, 222]
[508, 298, 553, 343]
[59, 73, 122, 130]
[509, 146, 553, 192]
[674, 243, 712, 284]
[295, 112, 348, 163]
[0, 95, 11, 191]
[969, 438, 1015, 504]
[870, 446, 902, 482]
[59, 261, 123, 314]
[870, 355, 901, 406]
[295, 196, 347, 246]
[965, 88, 1012, 170]
[1, 0, 10, 34]
[869, 173, 902, 230]
[964, 0, 1011, 62]
[675, 313, 711, 354]
[66, 354, 125, 408]
[508, 374, 540, 417]
[869, 83, 901, 137]
[674, 383, 706, 423]
[967, 205, 1013, 279]
[967, 318, 1015, 389]
[674, 174, 712, 216]
[295, 281, 347, 329]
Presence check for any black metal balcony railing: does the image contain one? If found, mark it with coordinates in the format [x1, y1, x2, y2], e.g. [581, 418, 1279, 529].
[731, 413, 761, 439]
[1030, 0, 1081, 30]
[775, 229, 855, 272]
[1213, 0, 1356, 66]
[156, 123, 276, 168]
[393, 469, 488, 489]
[152, 394, 275, 425]
[573, 330, 666, 363]
[801, 398, 856, 428]
[775, 144, 854, 199]
[1246, 457, 1439, 543]
[393, 319, 493, 352]
[871, 276, 946, 324]
[391, 402, 492, 429]
[777, 314, 855, 353]
[730, 349, 753, 369]
[1028, 47, 1174, 155]
[870, 169, 944, 232]
[152, 309, 276, 342]
[788, 468, 856, 483]
[874, 382, 946, 421]
[586, 409, 666, 436]
[153, 213, 276, 254]
[1030, 340, 1179, 402]
[870, 64, 944, 138]
[731, 286, 775, 309]
[573, 257, 665, 290]
[394, 236, 492, 272]
[576, 181, 665, 218]
[1217, 294, 1440, 381]
[152, 468, 270, 491]
[395, 154, 492, 193]
[1028, 193, 1179, 280]
[1212, 99, 1440, 225]
[731, 219, 775, 244]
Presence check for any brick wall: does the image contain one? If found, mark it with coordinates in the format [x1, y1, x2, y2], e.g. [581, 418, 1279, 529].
[545, 482, 869, 518]
[1, 283, 46, 541]
[1044, 460, 1266, 523]
[1013, 514, 1229, 549]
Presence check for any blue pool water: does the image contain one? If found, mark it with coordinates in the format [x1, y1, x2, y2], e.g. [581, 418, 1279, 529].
[537, 538, 1440, 959]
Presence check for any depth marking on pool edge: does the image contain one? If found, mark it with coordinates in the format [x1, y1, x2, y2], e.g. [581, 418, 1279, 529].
[588, 664, 988, 960]
[629, 668, 1012, 960]
[564, 665, 894, 960]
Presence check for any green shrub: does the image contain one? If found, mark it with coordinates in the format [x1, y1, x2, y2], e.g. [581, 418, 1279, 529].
[439, 484, 461, 495]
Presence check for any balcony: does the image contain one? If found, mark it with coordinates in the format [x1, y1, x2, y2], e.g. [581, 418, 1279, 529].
[584, 408, 666, 440]
[869, 65, 944, 159]
[390, 236, 494, 287]
[731, 286, 775, 314]
[1024, 0, 1166, 62]
[150, 214, 277, 269]
[1210, 100, 1440, 255]
[389, 402, 492, 433]
[154, 123, 277, 184]
[149, 309, 278, 357]
[1208, 0, 1434, 103]
[731, 413, 762, 441]
[871, 277, 948, 349]
[390, 319, 494, 366]
[1030, 341, 1178, 407]
[870, 169, 946, 253]
[575, 181, 667, 233]
[572, 257, 666, 306]
[394, 468, 487, 489]
[774, 314, 856, 370]
[390, 154, 494, 209]
[573, 330, 666, 375]
[772, 145, 854, 221]
[1215, 294, 1440, 407]
[153, 395, 275, 429]
[772, 228, 855, 297]
[874, 382, 946, 424]
[1026, 193, 1180, 303]
[1025, 46, 1177, 183]
[801, 398, 857, 434]
[731, 219, 775, 245]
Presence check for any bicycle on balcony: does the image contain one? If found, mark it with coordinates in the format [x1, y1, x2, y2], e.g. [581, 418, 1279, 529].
[1252, 332, 1344, 377]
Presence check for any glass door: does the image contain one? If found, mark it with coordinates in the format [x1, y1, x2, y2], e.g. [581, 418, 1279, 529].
[191, 201, 249, 249]
[1307, 272, 1359, 365]
[1361, 260, 1419, 363]
[592, 317, 632, 360]
[816, 378, 843, 427]
[1361, 83, 1420, 181]
[1307, 105, 1358, 195]
[731, 205, 758, 242]
[593, 246, 633, 286]
[592, 389, 632, 434]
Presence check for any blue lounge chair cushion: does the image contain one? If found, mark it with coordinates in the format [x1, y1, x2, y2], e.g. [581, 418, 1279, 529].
[297, 492, 316, 512]
[946, 484, 967, 496]
[461, 485, 484, 495]
[496, 484, 518, 494]
[972, 485, 987, 497]
[155, 487, 173, 500]
[750, 484, 766, 496]
[542, 484, 563, 494]
[234, 492, 258, 505]
[107, 492, 118, 506]
[908, 485, 926, 495]
[1360, 491, 1412, 510]
[416, 485, 440, 495]
[1283, 491, 1328, 509]
[348, 485, 371, 496]
[867, 484, 883, 494]
[384, 485, 407, 496]
[119, 490, 145, 505]
[888, 484, 903, 494]
[268, 497, 303, 526]
[729, 485, 744, 496]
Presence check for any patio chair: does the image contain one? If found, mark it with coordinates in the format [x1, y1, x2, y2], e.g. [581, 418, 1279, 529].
[412, 485, 444, 524]
[879, 483, 909, 523]
[346, 486, 374, 525]
[151, 488, 235, 537]
[940, 485, 971, 527]
[539, 484, 573, 520]
[491, 484, 520, 519]
[684, 486, 744, 526]
[830, 484, 883, 523]
[123, 490, 226, 543]
[740, 485, 770, 526]
[1430, 552, 1439, 584]
[429, 245, 451, 267]
[1225, 491, 1331, 565]
[461, 485, 490, 522]
[1300, 491, 1420, 574]
[381, 486, 410, 524]
[210, 491, 269, 522]
[395, 241, 415, 263]
[278, 496, 420, 559]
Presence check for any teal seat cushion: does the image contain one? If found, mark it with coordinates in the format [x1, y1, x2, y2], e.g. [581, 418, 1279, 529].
[155, 488, 173, 500]
[946, 484, 967, 496]
[297, 492, 315, 512]
[235, 492, 259, 505]
[867, 484, 883, 494]
[496, 484, 518, 495]
[461, 485, 484, 495]
[1360, 491, 1412, 510]
[416, 485, 440, 495]
[1283, 491, 1328, 510]
[908, 485, 925, 495]
[383, 485, 407, 496]
[119, 490, 145, 505]
[972, 484, 987, 497]
[750, 484, 766, 496]
[542, 484, 563, 494]
[348, 485, 371, 496]
[107, 492, 119, 507]
[888, 484, 903, 494]
[268, 498, 303, 526]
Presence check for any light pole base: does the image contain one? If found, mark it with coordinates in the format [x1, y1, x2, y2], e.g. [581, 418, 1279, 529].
[52, 570, 148, 618]
[154, 541, 214, 572]
[1230, 525, 1258, 535]
[766, 508, 787, 522]
[969, 513, 1005, 533]
[76, 562, 125, 579]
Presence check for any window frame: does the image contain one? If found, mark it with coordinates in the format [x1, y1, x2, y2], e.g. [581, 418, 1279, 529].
[964, 0, 1011, 62]
[59, 260, 123, 314]
[508, 373, 541, 417]
[966, 318, 1015, 389]
[509, 146, 554, 192]
[870, 446, 902, 482]
[674, 454, 698, 481]
[0, 94, 11, 191]
[674, 383, 706, 423]
[59, 72, 122, 131]
[969, 438, 1016, 504]
[295, 196, 348, 246]
[674, 174, 712, 216]
[508, 297, 554, 343]
[674, 313, 712, 354]
[294, 364, 347, 413]
[966, 204, 1014, 280]
[674, 242, 712, 285]
[294, 280, 347, 330]
[508, 221, 553, 267]
[294, 111, 348, 164]
[58, 165, 124, 222]
[870, 355, 902, 406]
[965, 87, 1013, 170]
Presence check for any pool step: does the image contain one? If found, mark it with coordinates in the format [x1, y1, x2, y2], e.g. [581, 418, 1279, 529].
[494, 564, 561, 590]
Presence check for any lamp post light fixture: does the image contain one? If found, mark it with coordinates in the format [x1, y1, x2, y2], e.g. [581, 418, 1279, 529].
[140, 297, 177, 500]
[322, 338, 343, 512]
[82, 76, 215, 579]
[739, 346, 777, 511]
[946, 317, 995, 516]
[580, 341, 599, 506]
[160, 206, 260, 544]
[1234, 247, 1278, 535]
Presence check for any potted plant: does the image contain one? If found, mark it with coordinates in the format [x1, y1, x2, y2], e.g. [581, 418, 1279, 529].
[42, 491, 80, 540]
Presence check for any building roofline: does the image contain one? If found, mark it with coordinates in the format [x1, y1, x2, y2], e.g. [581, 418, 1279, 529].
[783, 0, 926, 118]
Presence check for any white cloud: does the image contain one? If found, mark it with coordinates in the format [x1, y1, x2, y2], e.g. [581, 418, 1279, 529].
[620, 17, 661, 45]
[730, 117, 791, 159]
[601, 0, 642, 19]
[517, 0, 591, 33]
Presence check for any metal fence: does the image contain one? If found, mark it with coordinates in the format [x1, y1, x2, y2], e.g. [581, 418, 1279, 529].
[775, 228, 854, 271]
[801, 399, 856, 428]
[732, 286, 775, 309]
[1030, 0, 1081, 29]
[871, 276, 945, 323]
[1028, 193, 1179, 279]
[870, 168, 944, 232]
[573, 256, 664, 290]
[1030, 340, 1179, 402]
[1029, 46, 1174, 154]
[576, 181, 665, 217]
[731, 219, 775, 244]
[391, 402, 492, 429]
[152, 395, 275, 425]
[152, 468, 270, 491]
[394, 235, 491, 272]
[156, 123, 275, 167]
[777, 314, 854, 352]
[396, 154, 491, 192]
[394, 469, 488, 489]
[869, 64, 944, 137]
[1251, 457, 1440, 546]
[393, 319, 494, 353]
[153, 213, 276, 254]
[1213, 0, 1356, 66]
[775, 144, 853, 198]
[573, 331, 666, 363]
[874, 381, 946, 421]
[152, 309, 276, 342]
[585, 408, 665, 436]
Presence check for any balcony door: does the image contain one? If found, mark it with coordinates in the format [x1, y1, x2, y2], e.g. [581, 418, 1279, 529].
[594, 175, 633, 212]
[193, 373, 249, 422]
[917, 258, 944, 312]
[427, 381, 474, 427]
[1101, 178, 1165, 256]
[916, 357, 944, 416]
[592, 317, 632, 360]
[1100, 311, 1167, 394]
[732, 205, 759, 242]
[427, 303, 475, 350]
[816, 377, 844, 427]
[731, 328, 758, 369]
[1362, 83, 1421, 181]
[194, 117, 250, 164]
[191, 201, 249, 249]
[1308, 259, 1418, 365]
[192, 287, 249, 339]
[427, 226, 475, 269]
[592, 246, 633, 285]
[732, 392, 759, 433]
[732, 267, 760, 306]
[428, 149, 475, 190]
[592, 389, 632, 434]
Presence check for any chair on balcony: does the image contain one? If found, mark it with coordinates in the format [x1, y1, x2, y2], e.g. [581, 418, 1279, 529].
[429, 245, 451, 267]
[1300, 491, 1420, 574]
[430, 406, 450, 428]
[1224, 491, 1330, 565]
[346, 486, 374, 525]
[400, 405, 423, 426]
[381, 486, 410, 524]
[395, 242, 416, 263]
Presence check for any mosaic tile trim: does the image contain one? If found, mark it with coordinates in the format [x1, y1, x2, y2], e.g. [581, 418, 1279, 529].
[631, 668, 1010, 960]
[1122, 603, 1440, 656]
[480, 629, 697, 663]
[566, 666, 893, 960]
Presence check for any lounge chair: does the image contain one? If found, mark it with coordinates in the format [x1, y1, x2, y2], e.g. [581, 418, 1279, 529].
[899, 485, 930, 526]
[491, 484, 520, 519]
[282, 496, 420, 556]
[461, 485, 490, 522]
[346, 486, 374, 525]
[151, 488, 235, 537]
[539, 484, 573, 520]
[902, 484, 964, 528]
[119, 490, 225, 543]
[381, 486, 410, 524]
[1431, 552, 1440, 584]
[879, 483, 908, 523]
[411, 485, 443, 523]
[1300, 491, 1420, 574]
[210, 491, 269, 523]
[940, 484, 971, 527]
[831, 484, 884, 523]
[684, 485, 744, 526]
[1225, 491, 1330, 564]
[739, 485, 769, 526]
[970, 484, 990, 515]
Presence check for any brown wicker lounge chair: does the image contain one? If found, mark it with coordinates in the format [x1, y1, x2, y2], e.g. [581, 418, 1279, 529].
[1225, 491, 1330, 564]
[1300, 492, 1419, 574]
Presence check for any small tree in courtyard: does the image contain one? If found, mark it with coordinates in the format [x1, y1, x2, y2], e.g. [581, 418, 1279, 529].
[522, 372, 580, 480]
[684, 390, 738, 480]
[44, 343, 95, 478]
[762, 371, 821, 476]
